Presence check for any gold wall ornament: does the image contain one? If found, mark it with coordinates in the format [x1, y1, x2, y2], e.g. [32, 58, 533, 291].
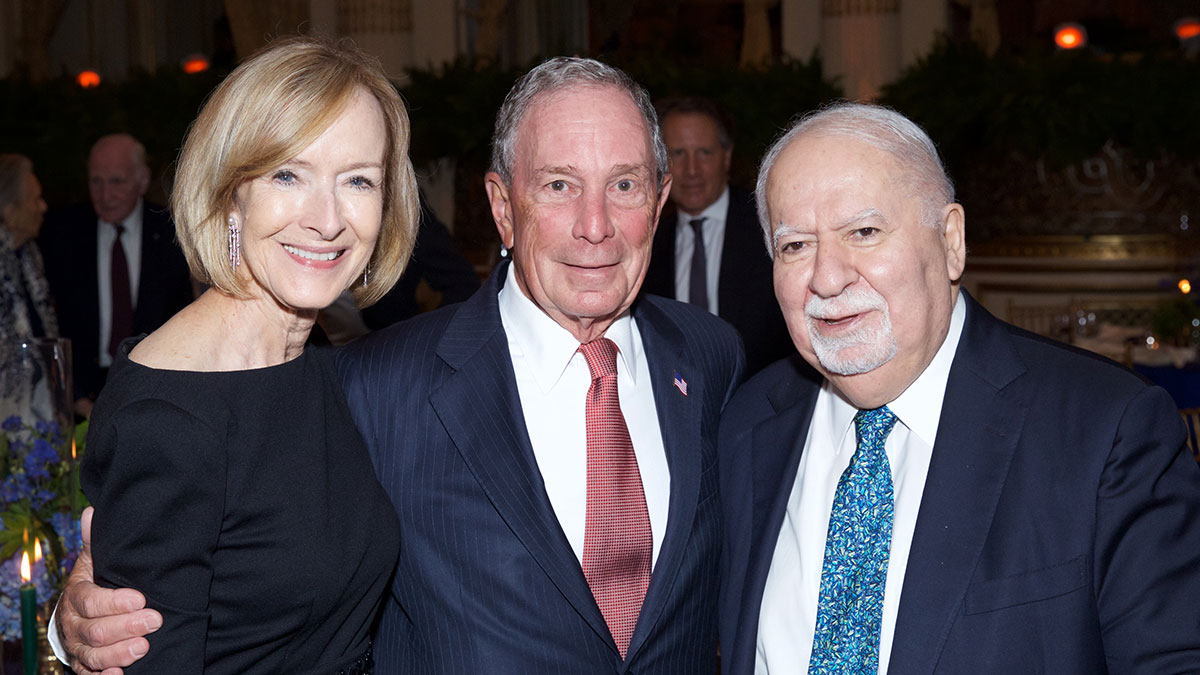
[822, 0, 899, 17]
[462, 0, 508, 64]
[338, 0, 413, 34]
[1052, 141, 1167, 212]
[961, 145, 1199, 241]
[741, 0, 779, 69]
[223, 0, 310, 60]
[968, 234, 1195, 262]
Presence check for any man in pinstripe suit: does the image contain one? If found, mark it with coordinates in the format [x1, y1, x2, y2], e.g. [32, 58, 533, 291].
[54, 58, 743, 674]
[332, 56, 744, 674]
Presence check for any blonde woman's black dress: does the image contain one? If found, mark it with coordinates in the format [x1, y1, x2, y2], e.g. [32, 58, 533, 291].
[83, 340, 399, 674]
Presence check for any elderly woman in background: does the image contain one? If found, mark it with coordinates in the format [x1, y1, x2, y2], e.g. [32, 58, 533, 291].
[75, 36, 418, 674]
[0, 153, 55, 344]
[0, 154, 57, 420]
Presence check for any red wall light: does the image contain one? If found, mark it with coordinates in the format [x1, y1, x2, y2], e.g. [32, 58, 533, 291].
[1176, 17, 1200, 41]
[76, 70, 101, 88]
[1054, 23, 1087, 50]
[181, 55, 209, 74]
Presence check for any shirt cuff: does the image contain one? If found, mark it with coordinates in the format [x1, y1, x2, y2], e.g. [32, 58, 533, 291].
[47, 603, 71, 666]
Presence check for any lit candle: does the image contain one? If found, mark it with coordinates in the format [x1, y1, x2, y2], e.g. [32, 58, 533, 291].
[20, 548, 37, 675]
[71, 437, 81, 516]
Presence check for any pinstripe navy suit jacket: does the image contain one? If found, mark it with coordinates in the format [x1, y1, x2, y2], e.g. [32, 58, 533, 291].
[337, 261, 745, 673]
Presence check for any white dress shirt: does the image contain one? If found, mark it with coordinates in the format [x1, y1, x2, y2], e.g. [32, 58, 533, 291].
[756, 291, 966, 674]
[96, 200, 144, 367]
[498, 264, 671, 567]
[672, 187, 728, 316]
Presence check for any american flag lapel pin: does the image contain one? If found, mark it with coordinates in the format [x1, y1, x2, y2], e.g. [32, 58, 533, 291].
[673, 370, 688, 396]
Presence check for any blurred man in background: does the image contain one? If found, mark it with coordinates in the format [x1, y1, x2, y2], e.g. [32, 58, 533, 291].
[642, 96, 791, 374]
[39, 133, 193, 413]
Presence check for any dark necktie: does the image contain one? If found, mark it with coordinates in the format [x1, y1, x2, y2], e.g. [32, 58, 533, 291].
[578, 337, 652, 659]
[109, 223, 133, 358]
[809, 406, 898, 674]
[687, 217, 708, 310]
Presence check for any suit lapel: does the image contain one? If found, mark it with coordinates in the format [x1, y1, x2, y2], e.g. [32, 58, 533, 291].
[888, 294, 1029, 673]
[739, 359, 821, 640]
[622, 299, 703, 661]
[134, 204, 166, 327]
[427, 264, 612, 646]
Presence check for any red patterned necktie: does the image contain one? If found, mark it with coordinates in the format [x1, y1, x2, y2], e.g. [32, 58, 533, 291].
[109, 223, 133, 358]
[578, 337, 652, 659]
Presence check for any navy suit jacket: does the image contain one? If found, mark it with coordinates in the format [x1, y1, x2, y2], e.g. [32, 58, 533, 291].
[39, 202, 193, 400]
[719, 292, 1200, 674]
[642, 188, 792, 376]
[338, 262, 745, 673]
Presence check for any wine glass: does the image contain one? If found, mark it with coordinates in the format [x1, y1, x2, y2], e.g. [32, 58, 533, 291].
[0, 338, 74, 443]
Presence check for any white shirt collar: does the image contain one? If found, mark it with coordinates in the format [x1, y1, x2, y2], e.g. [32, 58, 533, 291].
[497, 263, 641, 394]
[676, 186, 730, 223]
[824, 289, 967, 449]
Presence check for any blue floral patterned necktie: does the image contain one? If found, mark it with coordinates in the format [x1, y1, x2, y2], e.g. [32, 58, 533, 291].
[809, 406, 899, 674]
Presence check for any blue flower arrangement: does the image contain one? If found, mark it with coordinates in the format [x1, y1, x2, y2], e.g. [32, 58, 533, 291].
[0, 415, 86, 641]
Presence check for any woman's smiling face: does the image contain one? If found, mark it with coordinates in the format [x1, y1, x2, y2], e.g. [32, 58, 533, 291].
[231, 87, 386, 313]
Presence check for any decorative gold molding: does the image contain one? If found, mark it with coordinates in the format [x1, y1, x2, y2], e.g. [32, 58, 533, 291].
[338, 0, 413, 33]
[822, 0, 899, 17]
[968, 235, 1199, 262]
[974, 282, 1173, 295]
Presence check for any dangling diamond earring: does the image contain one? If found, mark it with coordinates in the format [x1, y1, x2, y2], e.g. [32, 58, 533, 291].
[363, 264, 370, 286]
[227, 216, 241, 269]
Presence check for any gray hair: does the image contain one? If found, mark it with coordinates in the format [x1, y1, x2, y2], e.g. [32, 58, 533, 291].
[656, 96, 734, 149]
[0, 153, 33, 222]
[489, 57, 668, 189]
[90, 133, 149, 170]
[755, 102, 955, 256]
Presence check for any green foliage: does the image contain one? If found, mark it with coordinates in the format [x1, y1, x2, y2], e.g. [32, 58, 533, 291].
[6, 43, 1195, 211]
[1153, 297, 1200, 345]
[401, 54, 841, 189]
[880, 40, 1200, 177]
[401, 59, 521, 167]
[0, 68, 228, 207]
[0, 417, 88, 588]
[623, 55, 841, 186]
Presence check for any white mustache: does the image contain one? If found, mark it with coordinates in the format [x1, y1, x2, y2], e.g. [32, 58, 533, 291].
[802, 286, 897, 376]
[805, 286, 888, 320]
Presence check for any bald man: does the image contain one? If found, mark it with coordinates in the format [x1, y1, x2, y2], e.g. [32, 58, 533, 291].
[40, 134, 193, 410]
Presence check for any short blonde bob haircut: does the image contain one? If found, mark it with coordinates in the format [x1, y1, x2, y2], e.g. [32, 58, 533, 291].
[172, 35, 419, 306]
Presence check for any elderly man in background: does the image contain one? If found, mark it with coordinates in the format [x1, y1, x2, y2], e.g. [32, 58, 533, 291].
[642, 96, 791, 375]
[718, 103, 1200, 674]
[39, 133, 193, 412]
[55, 57, 743, 675]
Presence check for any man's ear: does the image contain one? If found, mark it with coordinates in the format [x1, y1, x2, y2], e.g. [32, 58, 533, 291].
[485, 172, 514, 249]
[941, 202, 966, 282]
[653, 173, 673, 228]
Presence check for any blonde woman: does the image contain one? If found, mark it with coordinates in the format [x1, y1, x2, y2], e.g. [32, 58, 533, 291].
[80, 36, 417, 674]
